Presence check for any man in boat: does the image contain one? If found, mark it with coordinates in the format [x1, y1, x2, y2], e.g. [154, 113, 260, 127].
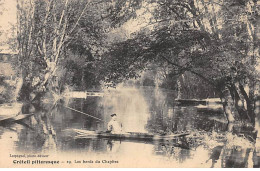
[107, 113, 123, 134]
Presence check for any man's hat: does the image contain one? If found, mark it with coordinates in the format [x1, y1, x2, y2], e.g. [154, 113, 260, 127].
[111, 113, 117, 117]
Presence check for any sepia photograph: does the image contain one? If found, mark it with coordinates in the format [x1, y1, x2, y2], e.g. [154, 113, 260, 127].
[0, 0, 260, 168]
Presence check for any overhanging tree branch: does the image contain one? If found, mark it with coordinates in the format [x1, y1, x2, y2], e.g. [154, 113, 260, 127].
[160, 55, 217, 87]
[67, 0, 91, 35]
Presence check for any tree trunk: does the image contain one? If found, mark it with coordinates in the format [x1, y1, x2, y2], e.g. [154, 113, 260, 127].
[177, 75, 182, 99]
[221, 87, 235, 123]
[238, 83, 255, 124]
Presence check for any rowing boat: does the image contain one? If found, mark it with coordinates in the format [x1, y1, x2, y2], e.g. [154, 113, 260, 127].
[0, 103, 23, 121]
[73, 129, 189, 141]
[8, 113, 34, 121]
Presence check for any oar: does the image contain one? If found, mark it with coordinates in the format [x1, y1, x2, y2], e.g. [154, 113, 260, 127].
[64, 106, 104, 122]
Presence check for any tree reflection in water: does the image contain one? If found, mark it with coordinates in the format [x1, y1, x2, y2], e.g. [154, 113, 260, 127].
[0, 87, 260, 167]
[12, 102, 58, 153]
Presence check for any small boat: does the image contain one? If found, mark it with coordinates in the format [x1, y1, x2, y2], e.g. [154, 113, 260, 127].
[0, 102, 23, 121]
[73, 129, 189, 141]
[175, 98, 222, 106]
[7, 113, 34, 121]
[63, 91, 104, 98]
[175, 99, 207, 106]
[195, 104, 223, 114]
[63, 91, 87, 98]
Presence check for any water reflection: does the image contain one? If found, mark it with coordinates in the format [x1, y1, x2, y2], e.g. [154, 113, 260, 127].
[0, 86, 260, 167]
[102, 86, 149, 132]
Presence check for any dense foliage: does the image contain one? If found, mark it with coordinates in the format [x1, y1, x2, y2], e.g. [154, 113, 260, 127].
[5, 0, 259, 124]
[99, 0, 260, 123]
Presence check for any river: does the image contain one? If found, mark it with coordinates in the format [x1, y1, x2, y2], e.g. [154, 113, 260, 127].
[0, 86, 260, 168]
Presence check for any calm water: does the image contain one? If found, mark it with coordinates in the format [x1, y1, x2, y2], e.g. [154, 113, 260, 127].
[1, 86, 260, 167]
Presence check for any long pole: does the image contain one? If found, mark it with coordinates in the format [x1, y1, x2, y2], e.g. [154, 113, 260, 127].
[65, 106, 104, 122]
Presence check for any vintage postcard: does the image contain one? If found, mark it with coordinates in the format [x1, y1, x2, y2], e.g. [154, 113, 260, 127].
[0, 0, 260, 168]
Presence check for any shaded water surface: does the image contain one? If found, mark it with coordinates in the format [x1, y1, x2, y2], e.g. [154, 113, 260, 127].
[0, 86, 260, 167]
